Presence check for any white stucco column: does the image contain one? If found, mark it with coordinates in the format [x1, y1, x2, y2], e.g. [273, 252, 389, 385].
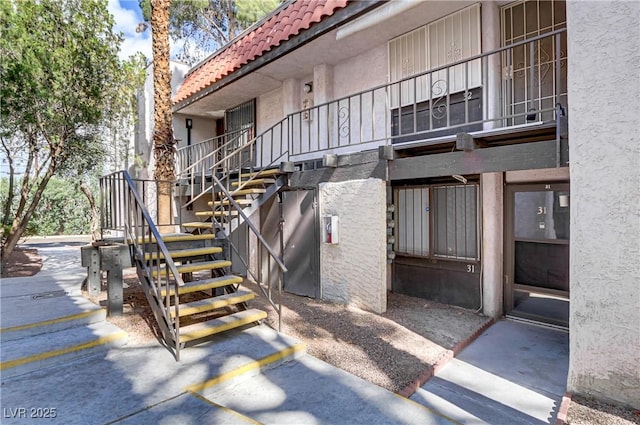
[481, 172, 503, 319]
[566, 1, 640, 408]
[319, 178, 387, 314]
[481, 1, 502, 131]
[313, 64, 334, 105]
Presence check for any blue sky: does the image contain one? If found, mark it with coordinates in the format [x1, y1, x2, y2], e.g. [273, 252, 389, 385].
[108, 0, 152, 60]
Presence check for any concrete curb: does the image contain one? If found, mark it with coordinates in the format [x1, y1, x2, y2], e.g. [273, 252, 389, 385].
[0, 327, 128, 379]
[555, 391, 573, 425]
[1, 308, 107, 341]
[397, 318, 495, 398]
[185, 341, 307, 394]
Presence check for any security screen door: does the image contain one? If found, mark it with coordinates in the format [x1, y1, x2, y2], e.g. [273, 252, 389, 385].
[505, 183, 570, 327]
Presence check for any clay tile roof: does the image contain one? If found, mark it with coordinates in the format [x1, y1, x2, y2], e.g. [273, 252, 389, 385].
[173, 0, 349, 105]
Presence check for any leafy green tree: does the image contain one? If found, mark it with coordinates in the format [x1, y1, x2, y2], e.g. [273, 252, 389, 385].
[29, 177, 93, 236]
[0, 0, 129, 266]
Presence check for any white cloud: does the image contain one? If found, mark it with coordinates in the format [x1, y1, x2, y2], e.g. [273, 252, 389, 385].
[108, 0, 151, 61]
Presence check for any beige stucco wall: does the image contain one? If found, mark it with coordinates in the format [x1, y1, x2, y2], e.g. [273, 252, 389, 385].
[319, 178, 387, 314]
[566, 1, 640, 408]
[257, 87, 284, 134]
[333, 44, 387, 98]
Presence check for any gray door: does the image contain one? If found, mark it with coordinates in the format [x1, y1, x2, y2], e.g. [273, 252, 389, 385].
[282, 190, 319, 298]
[505, 183, 570, 327]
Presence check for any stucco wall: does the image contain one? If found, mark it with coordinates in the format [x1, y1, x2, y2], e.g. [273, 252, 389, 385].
[567, 1, 640, 408]
[257, 87, 284, 134]
[319, 178, 387, 314]
[333, 44, 387, 98]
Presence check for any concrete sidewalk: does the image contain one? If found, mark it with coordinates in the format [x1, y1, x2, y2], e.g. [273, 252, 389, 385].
[411, 320, 570, 424]
[0, 241, 457, 424]
[1, 240, 570, 424]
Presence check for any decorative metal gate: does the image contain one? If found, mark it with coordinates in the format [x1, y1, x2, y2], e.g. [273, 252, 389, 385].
[224, 99, 255, 170]
[501, 0, 567, 125]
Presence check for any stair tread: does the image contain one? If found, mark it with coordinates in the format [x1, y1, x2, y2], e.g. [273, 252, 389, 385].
[179, 309, 267, 343]
[145, 246, 221, 260]
[182, 222, 215, 229]
[161, 275, 243, 296]
[152, 260, 231, 276]
[239, 168, 281, 178]
[208, 199, 253, 207]
[231, 178, 276, 187]
[195, 210, 240, 217]
[135, 233, 216, 244]
[172, 290, 255, 317]
[229, 188, 266, 196]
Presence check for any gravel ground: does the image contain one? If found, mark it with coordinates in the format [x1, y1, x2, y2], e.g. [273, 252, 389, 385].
[566, 395, 640, 425]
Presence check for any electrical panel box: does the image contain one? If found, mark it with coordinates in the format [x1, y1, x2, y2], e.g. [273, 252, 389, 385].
[322, 215, 339, 244]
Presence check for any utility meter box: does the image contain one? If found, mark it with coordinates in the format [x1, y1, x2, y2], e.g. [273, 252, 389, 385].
[322, 215, 339, 244]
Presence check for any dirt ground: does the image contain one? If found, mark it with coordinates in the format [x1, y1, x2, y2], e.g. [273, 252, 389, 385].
[1, 247, 42, 277]
[4, 247, 639, 424]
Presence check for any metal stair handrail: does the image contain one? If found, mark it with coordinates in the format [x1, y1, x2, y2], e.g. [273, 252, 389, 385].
[178, 129, 252, 208]
[216, 118, 290, 193]
[210, 171, 287, 331]
[177, 128, 250, 177]
[100, 170, 183, 360]
[180, 118, 290, 209]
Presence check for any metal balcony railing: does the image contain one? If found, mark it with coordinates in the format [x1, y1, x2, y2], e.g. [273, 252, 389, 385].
[183, 28, 566, 169]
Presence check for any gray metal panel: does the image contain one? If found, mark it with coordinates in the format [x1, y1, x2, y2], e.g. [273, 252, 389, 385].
[230, 221, 249, 276]
[259, 196, 282, 289]
[282, 190, 319, 298]
[389, 139, 568, 181]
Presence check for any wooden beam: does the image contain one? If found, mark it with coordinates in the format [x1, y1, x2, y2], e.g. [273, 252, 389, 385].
[389, 139, 568, 181]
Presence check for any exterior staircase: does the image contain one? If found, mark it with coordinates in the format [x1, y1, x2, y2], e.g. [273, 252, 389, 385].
[137, 233, 267, 348]
[182, 168, 283, 235]
[101, 159, 287, 361]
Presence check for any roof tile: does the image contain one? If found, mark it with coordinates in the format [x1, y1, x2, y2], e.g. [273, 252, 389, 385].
[174, 0, 349, 105]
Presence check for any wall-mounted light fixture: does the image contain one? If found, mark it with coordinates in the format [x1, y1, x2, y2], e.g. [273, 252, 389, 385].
[303, 82, 313, 93]
[185, 118, 193, 146]
[559, 193, 570, 208]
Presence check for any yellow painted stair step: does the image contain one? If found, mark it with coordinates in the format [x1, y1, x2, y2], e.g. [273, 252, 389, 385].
[160, 275, 243, 297]
[229, 188, 266, 197]
[207, 199, 253, 207]
[144, 247, 221, 261]
[231, 178, 275, 187]
[134, 233, 216, 244]
[239, 168, 280, 178]
[195, 210, 239, 217]
[172, 290, 255, 317]
[151, 260, 231, 277]
[179, 309, 267, 343]
[182, 222, 215, 229]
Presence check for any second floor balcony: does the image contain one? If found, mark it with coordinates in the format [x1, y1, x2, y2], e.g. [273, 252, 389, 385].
[177, 28, 567, 176]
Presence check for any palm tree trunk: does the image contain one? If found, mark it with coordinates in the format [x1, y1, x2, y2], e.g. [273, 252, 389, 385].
[151, 0, 175, 233]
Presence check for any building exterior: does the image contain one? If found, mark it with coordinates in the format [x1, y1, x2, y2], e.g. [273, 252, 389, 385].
[163, 0, 638, 408]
